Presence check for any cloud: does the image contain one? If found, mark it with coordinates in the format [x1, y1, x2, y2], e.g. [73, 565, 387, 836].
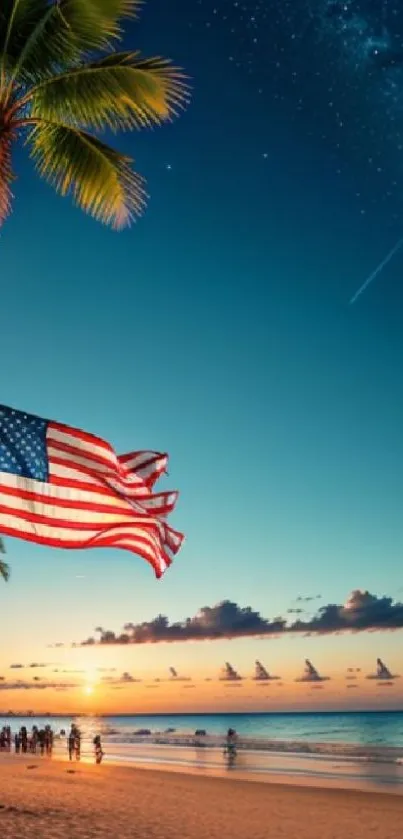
[77, 602, 287, 646]
[253, 660, 280, 681]
[346, 684, 358, 689]
[219, 662, 243, 682]
[53, 669, 85, 674]
[29, 663, 48, 669]
[295, 659, 330, 683]
[296, 595, 322, 603]
[9, 664, 23, 669]
[0, 681, 77, 691]
[113, 672, 140, 685]
[345, 669, 360, 681]
[292, 591, 403, 635]
[102, 672, 142, 685]
[73, 589, 403, 646]
[168, 667, 191, 682]
[120, 671, 140, 683]
[366, 658, 399, 681]
[287, 608, 305, 615]
[146, 669, 192, 684]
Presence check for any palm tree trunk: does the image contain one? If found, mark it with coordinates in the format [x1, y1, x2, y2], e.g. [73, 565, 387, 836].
[0, 125, 14, 224]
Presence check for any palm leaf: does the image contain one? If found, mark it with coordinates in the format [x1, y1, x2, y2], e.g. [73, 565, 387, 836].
[0, 0, 48, 75]
[27, 119, 147, 228]
[0, 560, 10, 581]
[5, 1, 82, 84]
[2, 0, 143, 80]
[0, 539, 10, 582]
[25, 52, 189, 131]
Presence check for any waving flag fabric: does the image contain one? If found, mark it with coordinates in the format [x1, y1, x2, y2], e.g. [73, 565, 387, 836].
[0, 404, 184, 578]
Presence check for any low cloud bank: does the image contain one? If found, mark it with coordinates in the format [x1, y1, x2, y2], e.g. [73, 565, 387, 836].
[71, 590, 403, 647]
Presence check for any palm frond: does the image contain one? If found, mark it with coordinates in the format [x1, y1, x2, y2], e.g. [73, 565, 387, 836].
[0, 0, 47, 76]
[2, 0, 143, 81]
[24, 52, 189, 131]
[0, 128, 15, 224]
[27, 119, 147, 228]
[6, 2, 79, 85]
[81, 0, 143, 36]
[0, 560, 10, 581]
[0, 539, 10, 582]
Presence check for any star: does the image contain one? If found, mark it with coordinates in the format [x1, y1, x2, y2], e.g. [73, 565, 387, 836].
[165, 164, 172, 171]
[262, 153, 268, 159]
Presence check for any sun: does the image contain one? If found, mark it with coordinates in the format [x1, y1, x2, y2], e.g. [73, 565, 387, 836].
[83, 685, 94, 696]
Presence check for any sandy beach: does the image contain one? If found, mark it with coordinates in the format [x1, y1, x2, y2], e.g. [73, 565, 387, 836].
[0, 755, 401, 839]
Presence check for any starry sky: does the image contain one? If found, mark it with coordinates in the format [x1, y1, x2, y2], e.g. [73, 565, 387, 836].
[0, 0, 403, 714]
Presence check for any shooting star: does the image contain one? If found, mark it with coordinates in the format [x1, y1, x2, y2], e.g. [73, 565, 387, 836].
[349, 235, 403, 305]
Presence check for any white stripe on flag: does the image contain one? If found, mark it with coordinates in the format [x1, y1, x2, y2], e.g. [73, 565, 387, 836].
[47, 426, 118, 468]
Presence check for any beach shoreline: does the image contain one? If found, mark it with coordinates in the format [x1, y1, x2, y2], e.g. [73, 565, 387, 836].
[0, 754, 402, 838]
[2, 732, 403, 796]
[2, 742, 403, 797]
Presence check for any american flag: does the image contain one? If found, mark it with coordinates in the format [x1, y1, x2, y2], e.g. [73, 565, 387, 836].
[0, 404, 184, 578]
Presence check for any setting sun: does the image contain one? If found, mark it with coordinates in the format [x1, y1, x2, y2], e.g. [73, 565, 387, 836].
[83, 685, 94, 696]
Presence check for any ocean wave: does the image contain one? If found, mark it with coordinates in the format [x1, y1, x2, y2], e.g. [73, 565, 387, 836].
[93, 732, 403, 764]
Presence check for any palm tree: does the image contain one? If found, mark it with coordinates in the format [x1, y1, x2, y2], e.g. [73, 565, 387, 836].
[0, 538, 9, 581]
[0, 0, 189, 229]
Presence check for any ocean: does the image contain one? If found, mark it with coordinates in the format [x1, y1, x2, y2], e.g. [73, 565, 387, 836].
[1, 710, 403, 749]
[2, 711, 403, 791]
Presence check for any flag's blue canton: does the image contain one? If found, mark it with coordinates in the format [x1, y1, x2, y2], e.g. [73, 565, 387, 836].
[0, 406, 48, 482]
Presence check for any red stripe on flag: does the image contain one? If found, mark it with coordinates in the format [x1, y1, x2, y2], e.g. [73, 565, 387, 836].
[0, 482, 134, 517]
[49, 475, 116, 497]
[0, 501, 166, 533]
[48, 438, 117, 473]
[49, 421, 114, 455]
[0, 524, 166, 578]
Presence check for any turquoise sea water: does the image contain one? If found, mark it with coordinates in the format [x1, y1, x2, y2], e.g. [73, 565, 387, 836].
[2, 710, 403, 747]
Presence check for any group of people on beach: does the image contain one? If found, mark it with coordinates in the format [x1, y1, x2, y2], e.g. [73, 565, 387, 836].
[1, 723, 103, 764]
[65, 724, 104, 764]
[2, 723, 235, 767]
[0, 724, 54, 756]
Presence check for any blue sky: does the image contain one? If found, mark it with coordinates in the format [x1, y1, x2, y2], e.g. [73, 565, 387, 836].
[0, 0, 402, 711]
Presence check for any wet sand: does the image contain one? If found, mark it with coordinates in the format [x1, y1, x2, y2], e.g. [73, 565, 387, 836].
[0, 754, 402, 839]
[83, 740, 403, 793]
